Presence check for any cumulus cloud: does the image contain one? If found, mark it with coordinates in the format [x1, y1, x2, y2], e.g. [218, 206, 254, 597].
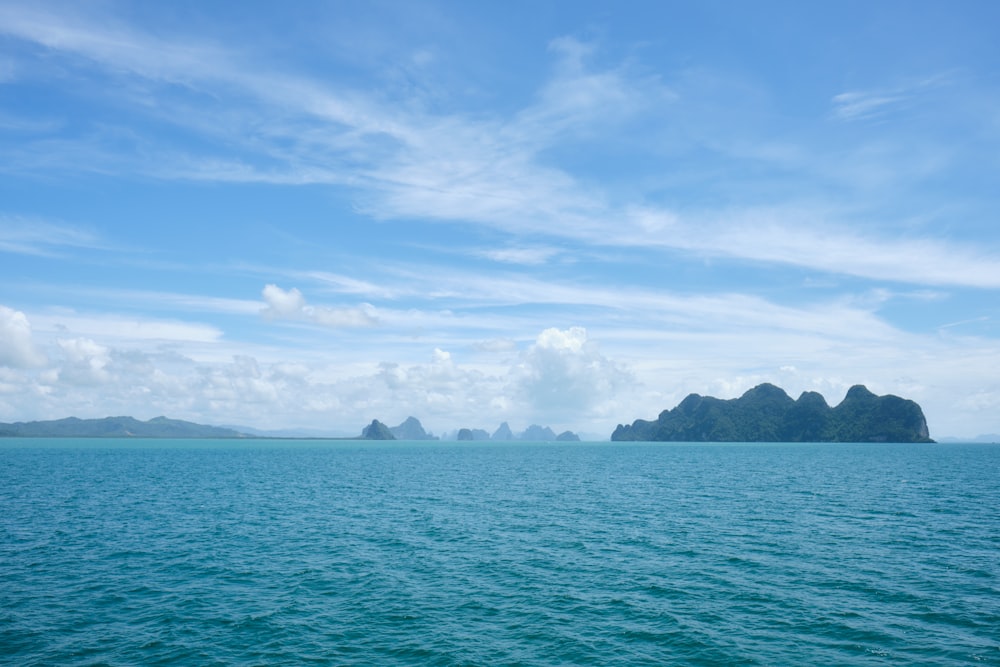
[261, 284, 307, 318]
[57, 337, 111, 385]
[261, 284, 378, 328]
[0, 305, 46, 368]
[514, 326, 632, 419]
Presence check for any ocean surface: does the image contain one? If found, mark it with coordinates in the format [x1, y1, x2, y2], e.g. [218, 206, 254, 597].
[1, 439, 997, 666]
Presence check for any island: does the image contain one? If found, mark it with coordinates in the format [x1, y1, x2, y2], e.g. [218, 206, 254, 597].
[389, 416, 438, 440]
[611, 383, 933, 443]
[360, 419, 396, 440]
[453, 421, 579, 442]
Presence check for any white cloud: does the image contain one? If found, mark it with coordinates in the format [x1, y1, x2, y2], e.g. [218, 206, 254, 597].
[60, 288, 262, 316]
[261, 284, 307, 319]
[831, 76, 948, 122]
[261, 284, 378, 328]
[831, 91, 905, 121]
[476, 246, 562, 265]
[621, 205, 1000, 289]
[302, 271, 400, 299]
[0, 306, 47, 368]
[514, 327, 632, 420]
[57, 337, 111, 385]
[0, 4, 231, 89]
[0, 216, 103, 257]
[472, 338, 518, 354]
[29, 311, 223, 344]
[4, 11, 996, 291]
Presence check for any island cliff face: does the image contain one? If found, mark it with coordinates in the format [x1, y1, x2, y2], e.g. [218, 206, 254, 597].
[360, 420, 395, 440]
[611, 384, 932, 443]
[389, 416, 437, 440]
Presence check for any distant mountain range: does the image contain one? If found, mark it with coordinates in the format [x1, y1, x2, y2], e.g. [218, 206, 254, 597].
[612, 384, 933, 443]
[0, 416, 248, 438]
[937, 434, 1000, 444]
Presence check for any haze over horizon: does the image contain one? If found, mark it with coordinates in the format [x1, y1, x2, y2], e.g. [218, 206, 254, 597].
[2, 1, 999, 439]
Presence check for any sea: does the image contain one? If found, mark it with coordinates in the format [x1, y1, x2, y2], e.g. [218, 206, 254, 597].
[1, 439, 997, 666]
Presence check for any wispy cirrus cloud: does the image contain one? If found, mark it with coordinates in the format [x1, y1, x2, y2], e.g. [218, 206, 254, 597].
[474, 245, 563, 265]
[0, 216, 104, 257]
[831, 90, 907, 121]
[831, 75, 950, 121]
[622, 206, 1000, 289]
[2, 6, 998, 295]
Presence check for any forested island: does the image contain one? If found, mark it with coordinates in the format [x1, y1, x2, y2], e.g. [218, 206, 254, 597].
[612, 384, 933, 443]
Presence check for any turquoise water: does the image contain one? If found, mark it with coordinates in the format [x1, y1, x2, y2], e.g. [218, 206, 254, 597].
[1, 440, 998, 665]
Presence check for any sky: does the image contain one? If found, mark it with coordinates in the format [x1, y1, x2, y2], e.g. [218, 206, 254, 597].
[1, 0, 999, 439]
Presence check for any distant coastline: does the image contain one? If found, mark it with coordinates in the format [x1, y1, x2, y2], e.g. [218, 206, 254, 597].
[0, 415, 580, 441]
[0, 386, 946, 443]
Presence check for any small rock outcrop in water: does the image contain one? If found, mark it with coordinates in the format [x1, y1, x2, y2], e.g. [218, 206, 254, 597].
[360, 420, 396, 440]
[611, 383, 933, 443]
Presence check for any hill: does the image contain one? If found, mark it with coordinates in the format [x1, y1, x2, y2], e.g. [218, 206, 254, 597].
[0, 416, 247, 438]
[611, 384, 933, 443]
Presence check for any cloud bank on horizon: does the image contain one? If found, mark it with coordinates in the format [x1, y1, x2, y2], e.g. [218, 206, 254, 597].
[1, 1, 998, 438]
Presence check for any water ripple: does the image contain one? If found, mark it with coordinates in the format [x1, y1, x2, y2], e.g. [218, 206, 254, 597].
[1, 441, 998, 665]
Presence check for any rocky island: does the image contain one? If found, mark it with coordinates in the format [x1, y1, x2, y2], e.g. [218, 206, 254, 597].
[456, 421, 580, 442]
[612, 383, 933, 443]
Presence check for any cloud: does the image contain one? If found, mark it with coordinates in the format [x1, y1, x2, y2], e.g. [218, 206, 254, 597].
[520, 36, 674, 138]
[514, 327, 632, 419]
[5, 11, 996, 290]
[831, 76, 948, 122]
[0, 4, 231, 88]
[196, 355, 280, 407]
[0, 306, 47, 368]
[472, 338, 518, 354]
[831, 91, 906, 121]
[57, 337, 111, 385]
[261, 284, 307, 318]
[261, 284, 378, 328]
[622, 205, 1000, 289]
[0, 216, 103, 257]
[29, 311, 223, 344]
[476, 246, 562, 265]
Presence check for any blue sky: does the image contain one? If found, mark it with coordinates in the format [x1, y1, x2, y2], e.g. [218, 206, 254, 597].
[1, 1, 998, 438]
